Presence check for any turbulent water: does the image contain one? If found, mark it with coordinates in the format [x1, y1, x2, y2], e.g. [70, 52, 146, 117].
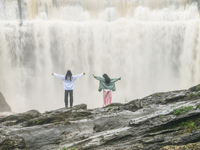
[0, 0, 200, 112]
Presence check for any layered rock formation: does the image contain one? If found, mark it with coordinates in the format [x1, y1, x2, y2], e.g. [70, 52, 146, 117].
[1, 85, 200, 150]
[0, 92, 11, 112]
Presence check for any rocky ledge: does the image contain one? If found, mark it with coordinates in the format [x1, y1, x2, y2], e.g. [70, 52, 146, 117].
[1, 85, 200, 150]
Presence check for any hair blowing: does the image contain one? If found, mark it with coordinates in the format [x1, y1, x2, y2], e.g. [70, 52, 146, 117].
[103, 74, 110, 84]
[65, 70, 72, 81]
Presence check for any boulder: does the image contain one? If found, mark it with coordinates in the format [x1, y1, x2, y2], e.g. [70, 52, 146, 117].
[0, 92, 11, 112]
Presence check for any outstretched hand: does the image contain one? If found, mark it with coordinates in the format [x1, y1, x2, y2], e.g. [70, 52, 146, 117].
[120, 77, 122, 79]
[92, 74, 94, 77]
[83, 73, 86, 75]
[52, 73, 54, 75]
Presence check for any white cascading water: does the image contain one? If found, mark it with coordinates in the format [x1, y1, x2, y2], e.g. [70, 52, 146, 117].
[0, 0, 200, 112]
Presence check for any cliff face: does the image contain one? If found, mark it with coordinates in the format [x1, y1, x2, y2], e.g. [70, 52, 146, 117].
[1, 85, 200, 150]
[0, 92, 11, 112]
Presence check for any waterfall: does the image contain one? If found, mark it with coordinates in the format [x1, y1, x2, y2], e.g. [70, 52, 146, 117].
[0, 0, 200, 112]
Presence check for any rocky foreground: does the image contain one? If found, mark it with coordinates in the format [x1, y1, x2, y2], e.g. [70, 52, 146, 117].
[1, 85, 200, 150]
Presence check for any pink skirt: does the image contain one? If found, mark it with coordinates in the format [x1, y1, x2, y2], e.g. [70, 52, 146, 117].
[103, 90, 112, 107]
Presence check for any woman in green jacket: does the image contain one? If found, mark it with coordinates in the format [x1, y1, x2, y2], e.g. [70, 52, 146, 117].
[93, 74, 121, 107]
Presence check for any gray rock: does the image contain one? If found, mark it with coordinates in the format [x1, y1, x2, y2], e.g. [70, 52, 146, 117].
[72, 103, 87, 110]
[0, 92, 11, 112]
[1, 85, 200, 149]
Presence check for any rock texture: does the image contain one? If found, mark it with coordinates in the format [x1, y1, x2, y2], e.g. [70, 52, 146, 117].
[160, 142, 200, 150]
[1, 85, 200, 150]
[0, 92, 11, 112]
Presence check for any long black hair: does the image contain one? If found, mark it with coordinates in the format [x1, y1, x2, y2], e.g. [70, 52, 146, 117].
[103, 74, 110, 84]
[65, 70, 72, 81]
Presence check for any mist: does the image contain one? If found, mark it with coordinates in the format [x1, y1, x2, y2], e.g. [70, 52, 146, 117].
[0, 0, 200, 112]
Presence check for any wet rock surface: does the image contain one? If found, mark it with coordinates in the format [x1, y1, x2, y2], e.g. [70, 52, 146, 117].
[0, 92, 11, 112]
[1, 85, 200, 150]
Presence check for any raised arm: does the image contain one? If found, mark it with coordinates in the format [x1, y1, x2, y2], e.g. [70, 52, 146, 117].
[110, 77, 121, 83]
[93, 75, 104, 81]
[73, 73, 85, 80]
[52, 73, 65, 80]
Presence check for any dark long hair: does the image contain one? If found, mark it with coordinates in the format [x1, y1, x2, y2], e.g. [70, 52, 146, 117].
[103, 74, 110, 84]
[65, 70, 72, 81]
